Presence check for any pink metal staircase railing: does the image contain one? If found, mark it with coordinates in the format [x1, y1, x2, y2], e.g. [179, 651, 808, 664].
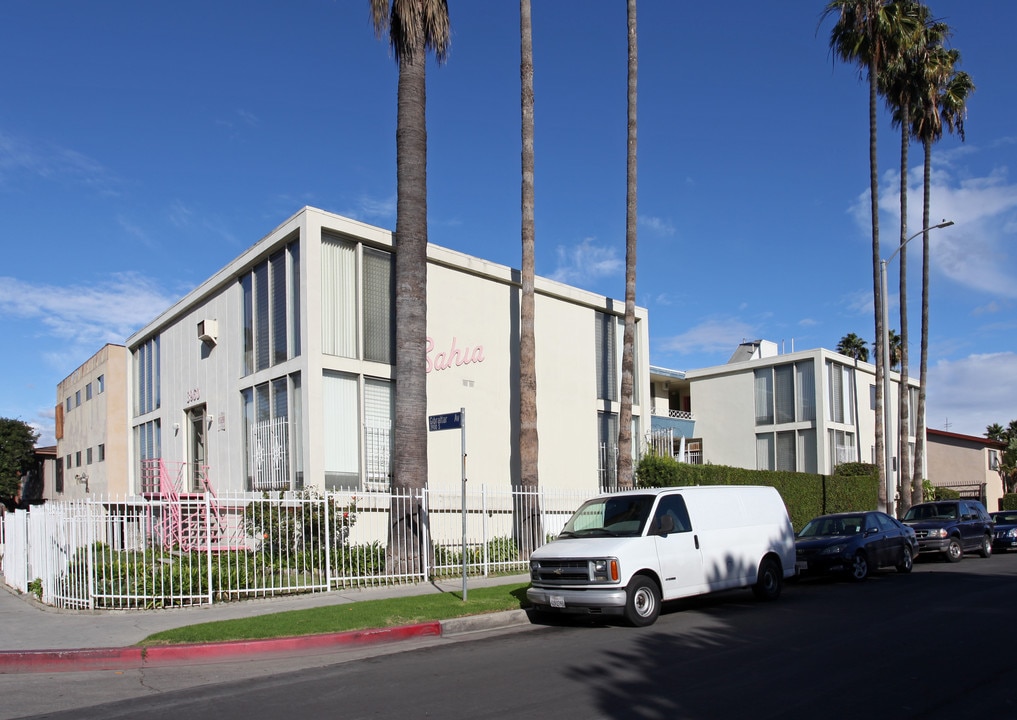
[140, 459, 231, 551]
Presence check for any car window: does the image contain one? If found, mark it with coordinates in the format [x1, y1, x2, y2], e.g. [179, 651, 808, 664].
[874, 513, 896, 532]
[650, 494, 692, 534]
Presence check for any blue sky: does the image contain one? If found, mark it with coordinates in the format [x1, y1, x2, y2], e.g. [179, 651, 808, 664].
[2, 1, 1016, 446]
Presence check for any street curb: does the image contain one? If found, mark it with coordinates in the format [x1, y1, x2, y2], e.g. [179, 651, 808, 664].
[0, 622, 442, 674]
[0, 609, 534, 674]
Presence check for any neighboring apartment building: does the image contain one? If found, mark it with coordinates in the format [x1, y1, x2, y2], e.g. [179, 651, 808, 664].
[926, 428, 1006, 511]
[649, 340, 920, 514]
[121, 207, 649, 497]
[52, 344, 130, 499]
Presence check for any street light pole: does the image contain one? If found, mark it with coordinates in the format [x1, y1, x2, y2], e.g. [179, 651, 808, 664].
[880, 220, 953, 516]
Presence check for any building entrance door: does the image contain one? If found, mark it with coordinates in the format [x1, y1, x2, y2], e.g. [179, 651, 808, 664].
[188, 405, 207, 492]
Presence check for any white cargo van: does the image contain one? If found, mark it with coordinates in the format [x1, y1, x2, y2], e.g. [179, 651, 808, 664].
[526, 485, 796, 626]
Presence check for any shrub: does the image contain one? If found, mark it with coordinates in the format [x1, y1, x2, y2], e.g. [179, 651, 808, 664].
[635, 452, 683, 487]
[1001, 494, 1017, 511]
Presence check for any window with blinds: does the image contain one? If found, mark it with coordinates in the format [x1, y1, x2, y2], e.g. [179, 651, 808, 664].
[134, 336, 160, 416]
[322, 371, 360, 490]
[595, 312, 618, 402]
[321, 235, 357, 358]
[242, 240, 300, 376]
[363, 248, 394, 364]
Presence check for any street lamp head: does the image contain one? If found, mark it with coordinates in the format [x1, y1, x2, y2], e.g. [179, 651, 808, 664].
[934, 220, 955, 230]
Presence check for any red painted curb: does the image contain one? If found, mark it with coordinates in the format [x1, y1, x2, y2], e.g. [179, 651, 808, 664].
[0, 622, 443, 674]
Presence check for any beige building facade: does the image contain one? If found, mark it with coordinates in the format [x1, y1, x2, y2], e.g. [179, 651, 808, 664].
[53, 344, 130, 499]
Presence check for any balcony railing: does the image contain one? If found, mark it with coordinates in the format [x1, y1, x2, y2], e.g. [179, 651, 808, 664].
[650, 407, 694, 421]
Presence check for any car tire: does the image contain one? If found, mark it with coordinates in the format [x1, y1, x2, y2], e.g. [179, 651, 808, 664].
[896, 545, 913, 574]
[849, 551, 869, 581]
[945, 538, 963, 563]
[752, 557, 783, 601]
[624, 575, 661, 627]
[978, 534, 992, 558]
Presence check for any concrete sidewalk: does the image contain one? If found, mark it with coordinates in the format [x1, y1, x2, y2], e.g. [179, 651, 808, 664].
[0, 574, 533, 673]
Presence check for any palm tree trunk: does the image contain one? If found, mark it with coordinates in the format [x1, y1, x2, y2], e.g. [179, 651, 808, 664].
[897, 101, 912, 517]
[617, 0, 638, 488]
[913, 138, 933, 505]
[868, 54, 887, 512]
[517, 0, 541, 557]
[389, 29, 430, 577]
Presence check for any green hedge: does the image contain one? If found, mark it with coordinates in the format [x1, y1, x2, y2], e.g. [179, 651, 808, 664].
[635, 454, 879, 531]
[1000, 494, 1017, 511]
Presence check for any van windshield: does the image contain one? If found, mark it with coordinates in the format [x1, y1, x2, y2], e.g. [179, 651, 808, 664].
[558, 495, 655, 538]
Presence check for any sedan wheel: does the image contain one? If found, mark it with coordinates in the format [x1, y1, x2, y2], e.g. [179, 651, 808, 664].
[896, 545, 913, 574]
[849, 552, 869, 581]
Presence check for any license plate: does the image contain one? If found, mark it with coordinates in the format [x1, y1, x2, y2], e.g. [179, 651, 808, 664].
[795, 561, 808, 572]
[549, 594, 565, 608]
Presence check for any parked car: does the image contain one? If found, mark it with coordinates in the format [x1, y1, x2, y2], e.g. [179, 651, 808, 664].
[901, 500, 994, 562]
[990, 511, 1017, 552]
[795, 511, 916, 581]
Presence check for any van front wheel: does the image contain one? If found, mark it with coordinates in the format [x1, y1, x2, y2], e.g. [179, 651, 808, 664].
[752, 558, 782, 601]
[624, 576, 661, 627]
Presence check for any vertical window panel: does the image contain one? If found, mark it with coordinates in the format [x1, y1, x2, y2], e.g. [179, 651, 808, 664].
[774, 365, 794, 424]
[241, 274, 254, 375]
[322, 371, 360, 489]
[796, 361, 816, 421]
[754, 369, 773, 425]
[254, 261, 270, 371]
[756, 433, 775, 471]
[289, 241, 301, 359]
[271, 250, 287, 366]
[595, 312, 618, 402]
[363, 248, 394, 363]
[321, 236, 357, 358]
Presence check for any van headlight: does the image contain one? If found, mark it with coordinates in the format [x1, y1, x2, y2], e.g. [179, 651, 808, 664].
[591, 558, 619, 582]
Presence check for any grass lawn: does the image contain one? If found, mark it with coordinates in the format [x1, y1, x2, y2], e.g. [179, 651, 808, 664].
[140, 583, 531, 646]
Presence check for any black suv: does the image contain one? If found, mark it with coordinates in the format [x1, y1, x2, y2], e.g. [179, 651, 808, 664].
[901, 500, 995, 562]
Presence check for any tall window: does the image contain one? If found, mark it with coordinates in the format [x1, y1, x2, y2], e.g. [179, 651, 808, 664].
[242, 375, 295, 491]
[827, 361, 856, 424]
[136, 419, 162, 492]
[754, 369, 774, 425]
[134, 336, 160, 416]
[321, 235, 357, 358]
[598, 411, 618, 488]
[322, 371, 359, 489]
[363, 248, 394, 363]
[756, 361, 816, 426]
[242, 239, 301, 376]
[830, 428, 857, 467]
[364, 378, 393, 488]
[595, 312, 618, 402]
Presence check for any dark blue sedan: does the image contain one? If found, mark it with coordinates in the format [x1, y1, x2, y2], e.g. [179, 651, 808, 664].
[795, 511, 917, 581]
[990, 511, 1017, 552]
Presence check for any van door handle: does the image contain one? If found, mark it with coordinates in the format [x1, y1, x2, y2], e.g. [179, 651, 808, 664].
[694, 535, 700, 550]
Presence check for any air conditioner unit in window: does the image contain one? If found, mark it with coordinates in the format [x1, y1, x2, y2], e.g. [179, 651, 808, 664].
[197, 318, 218, 345]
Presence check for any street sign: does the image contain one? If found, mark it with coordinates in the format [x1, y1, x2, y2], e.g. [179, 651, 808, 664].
[428, 412, 463, 432]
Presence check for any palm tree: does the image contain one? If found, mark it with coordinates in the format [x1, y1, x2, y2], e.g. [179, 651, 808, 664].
[887, 328, 902, 370]
[517, 0, 542, 556]
[986, 423, 1006, 442]
[823, 0, 921, 511]
[911, 46, 973, 505]
[880, 2, 943, 514]
[617, 0, 638, 488]
[836, 332, 869, 362]
[370, 0, 451, 575]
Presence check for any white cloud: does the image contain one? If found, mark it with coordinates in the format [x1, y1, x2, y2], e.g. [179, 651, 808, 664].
[0, 130, 119, 195]
[549, 238, 622, 285]
[0, 273, 179, 351]
[871, 155, 1017, 298]
[925, 352, 1017, 437]
[639, 215, 676, 236]
[657, 317, 759, 356]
